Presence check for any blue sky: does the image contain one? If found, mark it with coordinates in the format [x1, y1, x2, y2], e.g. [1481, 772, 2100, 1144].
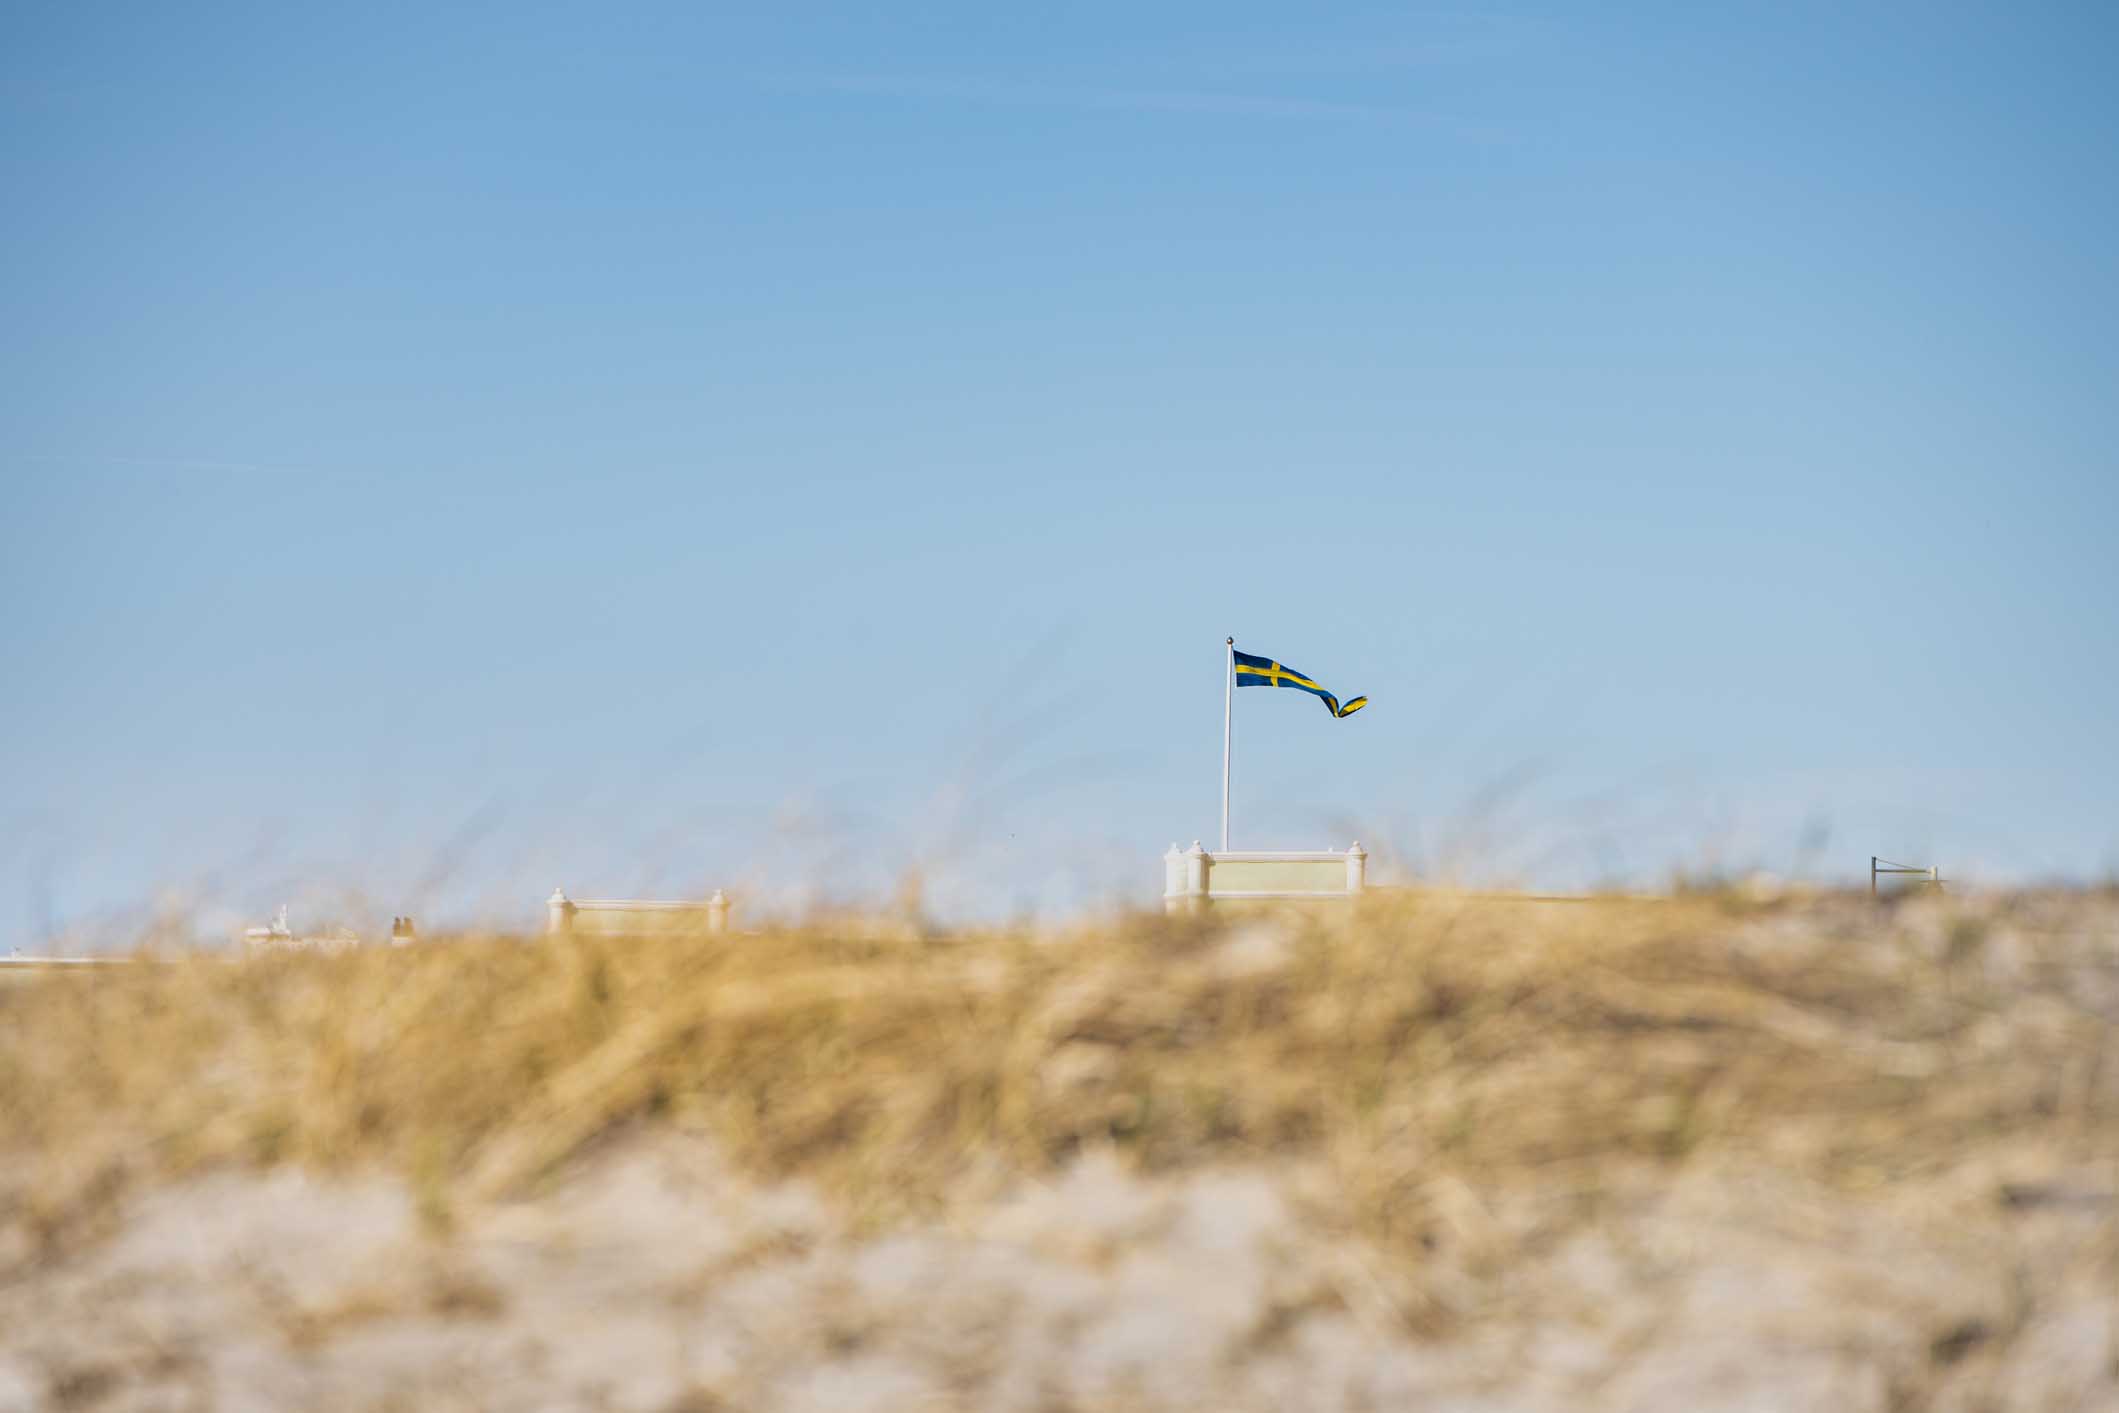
[4, 2, 2115, 940]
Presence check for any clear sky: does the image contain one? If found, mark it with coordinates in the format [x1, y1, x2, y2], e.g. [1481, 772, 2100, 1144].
[5, 2, 2115, 942]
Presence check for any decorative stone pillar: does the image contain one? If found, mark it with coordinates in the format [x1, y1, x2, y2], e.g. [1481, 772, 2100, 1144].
[1184, 841, 1211, 914]
[707, 889, 731, 934]
[547, 888, 575, 936]
[1345, 842, 1368, 896]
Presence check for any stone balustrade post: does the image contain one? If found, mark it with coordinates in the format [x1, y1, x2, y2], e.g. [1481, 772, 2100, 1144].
[1184, 841, 1211, 914]
[547, 887, 575, 936]
[1346, 842, 1368, 896]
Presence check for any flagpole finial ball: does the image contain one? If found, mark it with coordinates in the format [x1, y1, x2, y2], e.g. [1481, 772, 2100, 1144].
[1226, 637, 1234, 645]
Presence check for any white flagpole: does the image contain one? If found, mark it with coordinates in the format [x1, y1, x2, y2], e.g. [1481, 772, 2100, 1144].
[1221, 636, 1234, 851]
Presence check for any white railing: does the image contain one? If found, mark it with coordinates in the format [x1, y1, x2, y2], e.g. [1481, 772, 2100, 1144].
[546, 887, 732, 936]
[1162, 842, 1367, 913]
[1871, 857, 1943, 896]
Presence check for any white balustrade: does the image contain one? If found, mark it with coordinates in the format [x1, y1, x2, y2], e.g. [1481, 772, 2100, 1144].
[1163, 841, 1367, 913]
[545, 887, 732, 937]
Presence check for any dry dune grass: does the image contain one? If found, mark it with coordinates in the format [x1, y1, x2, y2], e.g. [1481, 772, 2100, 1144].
[5, 892, 2116, 1256]
[2, 891, 2116, 1409]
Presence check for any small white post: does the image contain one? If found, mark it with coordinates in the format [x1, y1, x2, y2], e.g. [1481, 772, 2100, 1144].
[1221, 638, 1235, 852]
[1346, 841, 1368, 896]
[1164, 844, 1186, 915]
[547, 887, 574, 936]
[707, 889, 731, 934]
[1185, 840, 1211, 914]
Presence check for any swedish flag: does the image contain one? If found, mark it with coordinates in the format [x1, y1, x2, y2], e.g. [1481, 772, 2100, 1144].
[1234, 648, 1368, 719]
